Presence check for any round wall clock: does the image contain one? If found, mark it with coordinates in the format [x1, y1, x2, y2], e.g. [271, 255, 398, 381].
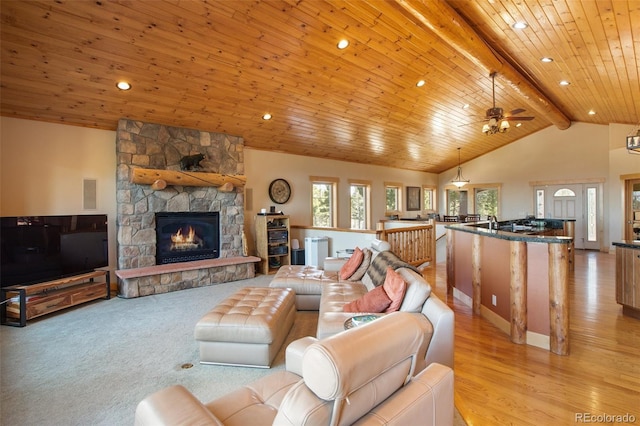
[269, 178, 291, 204]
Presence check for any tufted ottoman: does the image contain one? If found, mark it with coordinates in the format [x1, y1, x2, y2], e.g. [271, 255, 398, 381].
[194, 287, 296, 368]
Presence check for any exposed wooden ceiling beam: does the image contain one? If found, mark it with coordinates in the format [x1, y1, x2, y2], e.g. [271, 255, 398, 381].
[393, 0, 571, 130]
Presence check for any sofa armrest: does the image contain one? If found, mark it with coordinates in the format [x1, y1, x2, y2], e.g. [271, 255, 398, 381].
[135, 385, 223, 426]
[285, 336, 318, 376]
[421, 293, 455, 369]
[324, 257, 347, 272]
[352, 363, 454, 426]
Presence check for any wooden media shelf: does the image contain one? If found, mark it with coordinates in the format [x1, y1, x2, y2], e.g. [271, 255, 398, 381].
[1, 270, 110, 327]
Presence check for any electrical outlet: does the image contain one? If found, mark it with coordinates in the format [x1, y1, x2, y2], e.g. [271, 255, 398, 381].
[492, 294, 497, 306]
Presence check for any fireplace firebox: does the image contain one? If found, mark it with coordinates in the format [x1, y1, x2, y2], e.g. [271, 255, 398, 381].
[155, 212, 220, 264]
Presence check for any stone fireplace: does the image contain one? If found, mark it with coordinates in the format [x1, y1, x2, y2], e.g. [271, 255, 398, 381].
[115, 119, 255, 298]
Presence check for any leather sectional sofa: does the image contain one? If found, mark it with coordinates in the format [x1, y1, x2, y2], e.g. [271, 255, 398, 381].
[135, 240, 456, 425]
[269, 239, 455, 369]
[135, 312, 454, 426]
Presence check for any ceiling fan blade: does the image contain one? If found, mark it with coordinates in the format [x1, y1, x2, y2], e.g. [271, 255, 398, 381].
[504, 116, 535, 121]
[483, 75, 533, 123]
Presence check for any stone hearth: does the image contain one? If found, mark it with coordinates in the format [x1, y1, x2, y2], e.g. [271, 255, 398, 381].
[115, 119, 251, 298]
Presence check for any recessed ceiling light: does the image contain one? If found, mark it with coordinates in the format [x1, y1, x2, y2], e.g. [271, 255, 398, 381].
[512, 22, 528, 29]
[462, 104, 470, 109]
[416, 79, 425, 87]
[116, 81, 131, 91]
[516, 123, 522, 127]
[540, 57, 554, 63]
[337, 39, 349, 49]
[559, 80, 571, 86]
[262, 113, 272, 120]
[588, 110, 596, 115]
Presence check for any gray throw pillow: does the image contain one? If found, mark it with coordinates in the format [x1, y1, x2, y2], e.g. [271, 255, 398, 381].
[348, 248, 372, 281]
[365, 251, 422, 287]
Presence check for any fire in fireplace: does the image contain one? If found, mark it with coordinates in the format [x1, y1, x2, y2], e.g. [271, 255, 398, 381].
[171, 226, 203, 251]
[155, 212, 220, 264]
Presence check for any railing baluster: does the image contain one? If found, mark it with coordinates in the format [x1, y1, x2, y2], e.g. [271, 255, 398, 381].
[375, 221, 435, 266]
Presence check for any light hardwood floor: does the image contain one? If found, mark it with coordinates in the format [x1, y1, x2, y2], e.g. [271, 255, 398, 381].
[425, 250, 640, 426]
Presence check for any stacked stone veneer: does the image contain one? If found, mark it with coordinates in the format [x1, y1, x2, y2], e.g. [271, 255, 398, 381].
[116, 119, 251, 298]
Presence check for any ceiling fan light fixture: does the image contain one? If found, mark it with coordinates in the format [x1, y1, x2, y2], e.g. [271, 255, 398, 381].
[483, 120, 510, 135]
[451, 147, 470, 187]
[479, 73, 532, 135]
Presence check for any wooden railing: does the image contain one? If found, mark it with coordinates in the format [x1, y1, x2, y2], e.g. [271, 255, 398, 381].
[376, 220, 436, 268]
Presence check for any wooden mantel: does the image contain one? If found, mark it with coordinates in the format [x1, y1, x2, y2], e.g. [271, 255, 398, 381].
[130, 167, 247, 190]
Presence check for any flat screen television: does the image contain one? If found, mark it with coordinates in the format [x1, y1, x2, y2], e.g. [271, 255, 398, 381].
[0, 215, 108, 287]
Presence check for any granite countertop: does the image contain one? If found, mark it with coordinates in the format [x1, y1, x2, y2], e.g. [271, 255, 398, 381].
[444, 221, 573, 244]
[612, 240, 640, 249]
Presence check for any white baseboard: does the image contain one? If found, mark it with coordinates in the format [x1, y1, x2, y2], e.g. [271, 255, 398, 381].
[452, 287, 472, 308]
[526, 331, 550, 350]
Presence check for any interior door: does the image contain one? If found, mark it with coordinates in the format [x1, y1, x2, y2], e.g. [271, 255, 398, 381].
[625, 179, 640, 241]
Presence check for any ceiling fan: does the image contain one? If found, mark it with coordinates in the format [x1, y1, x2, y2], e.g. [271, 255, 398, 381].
[466, 72, 535, 135]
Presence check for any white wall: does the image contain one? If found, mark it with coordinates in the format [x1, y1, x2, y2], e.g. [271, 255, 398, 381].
[0, 117, 438, 267]
[2, 116, 636, 272]
[1, 117, 118, 277]
[439, 123, 609, 218]
[244, 148, 437, 227]
[1, 118, 117, 215]
[439, 121, 639, 249]
[243, 149, 438, 256]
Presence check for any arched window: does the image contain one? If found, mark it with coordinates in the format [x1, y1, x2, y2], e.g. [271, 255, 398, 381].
[554, 188, 576, 197]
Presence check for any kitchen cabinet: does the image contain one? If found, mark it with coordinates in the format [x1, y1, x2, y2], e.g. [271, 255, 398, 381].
[614, 242, 640, 319]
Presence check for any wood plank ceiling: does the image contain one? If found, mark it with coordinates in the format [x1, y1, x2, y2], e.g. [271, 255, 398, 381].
[1, 0, 639, 173]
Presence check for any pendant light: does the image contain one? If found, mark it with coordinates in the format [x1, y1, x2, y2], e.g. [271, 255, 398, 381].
[451, 147, 470, 188]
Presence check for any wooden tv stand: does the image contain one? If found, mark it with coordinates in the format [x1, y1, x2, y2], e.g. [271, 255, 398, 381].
[1, 270, 110, 327]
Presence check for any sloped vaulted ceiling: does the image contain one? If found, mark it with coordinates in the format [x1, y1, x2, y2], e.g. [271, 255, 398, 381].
[1, 1, 638, 172]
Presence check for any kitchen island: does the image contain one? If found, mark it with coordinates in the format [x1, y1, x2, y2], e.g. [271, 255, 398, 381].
[445, 219, 574, 355]
[613, 240, 640, 319]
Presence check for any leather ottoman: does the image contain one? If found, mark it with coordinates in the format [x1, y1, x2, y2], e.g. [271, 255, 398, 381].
[194, 287, 296, 368]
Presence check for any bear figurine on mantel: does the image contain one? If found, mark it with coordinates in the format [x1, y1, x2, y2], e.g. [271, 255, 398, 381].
[180, 153, 205, 171]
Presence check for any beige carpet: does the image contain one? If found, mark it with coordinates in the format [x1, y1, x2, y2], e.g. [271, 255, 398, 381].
[1, 274, 465, 425]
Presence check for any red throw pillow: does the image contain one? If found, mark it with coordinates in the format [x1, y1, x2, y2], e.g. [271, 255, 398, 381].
[383, 267, 407, 313]
[348, 248, 372, 281]
[343, 286, 391, 313]
[339, 247, 364, 280]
